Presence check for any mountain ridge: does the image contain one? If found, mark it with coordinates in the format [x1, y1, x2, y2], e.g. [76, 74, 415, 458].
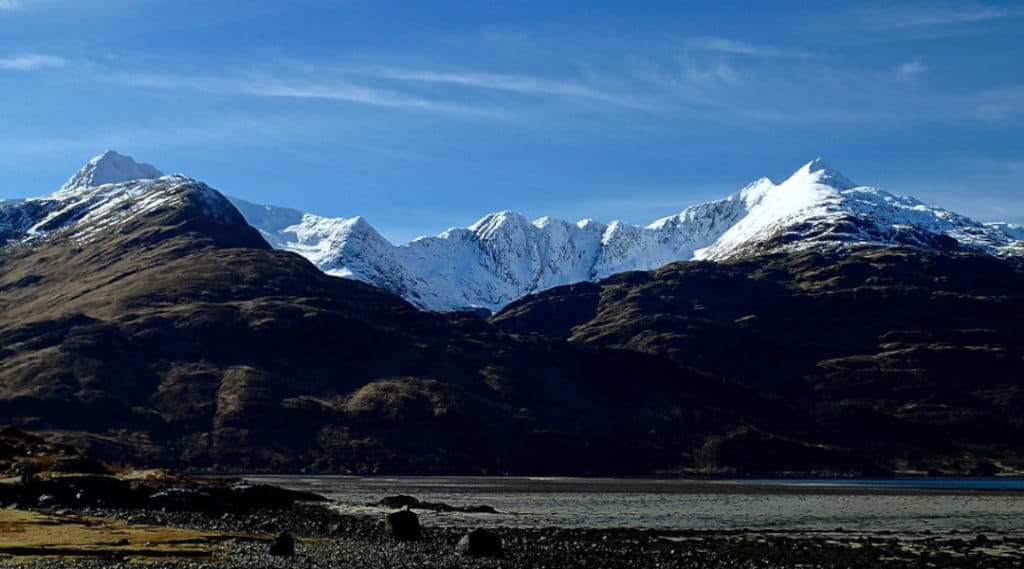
[0, 153, 771, 475]
[2, 151, 1023, 476]
[4, 152, 1022, 313]
[228, 157, 1022, 311]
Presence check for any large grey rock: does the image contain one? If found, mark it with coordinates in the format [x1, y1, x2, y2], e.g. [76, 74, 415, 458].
[384, 509, 420, 541]
[268, 531, 295, 556]
[456, 528, 503, 557]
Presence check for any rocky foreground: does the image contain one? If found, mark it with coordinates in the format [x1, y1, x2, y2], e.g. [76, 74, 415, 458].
[2, 428, 1023, 568]
[3, 501, 1024, 568]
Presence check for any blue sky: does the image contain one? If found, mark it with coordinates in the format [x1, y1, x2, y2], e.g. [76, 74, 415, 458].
[1, 0, 1022, 242]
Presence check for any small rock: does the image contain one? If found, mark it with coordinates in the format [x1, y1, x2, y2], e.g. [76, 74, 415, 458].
[328, 522, 346, 535]
[457, 528, 503, 557]
[36, 494, 58, 507]
[268, 531, 295, 556]
[974, 534, 990, 546]
[384, 510, 420, 541]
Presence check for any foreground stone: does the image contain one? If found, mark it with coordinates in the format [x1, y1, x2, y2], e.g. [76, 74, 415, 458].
[268, 531, 295, 556]
[456, 528, 503, 557]
[384, 509, 420, 540]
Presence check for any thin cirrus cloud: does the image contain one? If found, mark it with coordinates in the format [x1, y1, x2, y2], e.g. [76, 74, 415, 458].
[97, 70, 514, 120]
[241, 79, 509, 119]
[685, 36, 815, 59]
[343, 67, 657, 110]
[896, 57, 928, 78]
[97, 61, 662, 118]
[857, 3, 1023, 30]
[0, 53, 65, 70]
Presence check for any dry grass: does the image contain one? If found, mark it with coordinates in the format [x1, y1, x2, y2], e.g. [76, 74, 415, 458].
[0, 509, 263, 562]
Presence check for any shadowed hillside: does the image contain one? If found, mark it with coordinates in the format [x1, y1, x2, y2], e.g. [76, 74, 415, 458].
[492, 248, 1024, 474]
[0, 178, 774, 475]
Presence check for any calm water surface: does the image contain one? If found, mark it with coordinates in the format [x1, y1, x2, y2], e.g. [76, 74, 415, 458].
[246, 476, 1024, 534]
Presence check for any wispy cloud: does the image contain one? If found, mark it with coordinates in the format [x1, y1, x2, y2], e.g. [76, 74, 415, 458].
[344, 67, 655, 110]
[968, 83, 1024, 122]
[242, 79, 511, 119]
[681, 57, 743, 85]
[0, 0, 23, 10]
[98, 58, 666, 119]
[896, 57, 928, 78]
[0, 53, 65, 70]
[627, 48, 1024, 127]
[858, 3, 1022, 30]
[0, 115, 315, 156]
[686, 36, 815, 59]
[98, 70, 513, 120]
[953, 154, 1024, 173]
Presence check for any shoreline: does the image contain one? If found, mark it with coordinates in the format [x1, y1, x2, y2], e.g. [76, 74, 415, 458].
[243, 473, 1024, 497]
[3, 428, 1022, 567]
[5, 502, 1023, 568]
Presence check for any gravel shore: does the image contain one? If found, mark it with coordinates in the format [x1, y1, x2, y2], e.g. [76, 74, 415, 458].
[4, 502, 1022, 569]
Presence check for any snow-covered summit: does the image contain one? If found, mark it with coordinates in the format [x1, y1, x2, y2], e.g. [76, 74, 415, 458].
[233, 159, 1024, 312]
[790, 157, 857, 190]
[2, 152, 235, 247]
[6, 152, 1023, 313]
[59, 150, 164, 193]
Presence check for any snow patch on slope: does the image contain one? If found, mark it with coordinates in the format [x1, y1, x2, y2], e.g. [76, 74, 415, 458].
[987, 222, 1024, 241]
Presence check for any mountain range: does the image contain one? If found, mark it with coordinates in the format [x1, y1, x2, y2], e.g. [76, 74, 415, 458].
[4, 151, 1021, 312]
[0, 151, 1022, 475]
[0, 153, 758, 473]
[232, 157, 1023, 311]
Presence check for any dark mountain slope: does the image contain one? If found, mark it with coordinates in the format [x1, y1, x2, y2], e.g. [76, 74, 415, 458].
[492, 248, 1024, 474]
[0, 178, 775, 475]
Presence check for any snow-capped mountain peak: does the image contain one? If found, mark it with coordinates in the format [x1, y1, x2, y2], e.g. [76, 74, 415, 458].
[6, 152, 1023, 313]
[1, 152, 241, 248]
[788, 157, 857, 190]
[231, 158, 1022, 311]
[59, 150, 164, 194]
[469, 210, 532, 241]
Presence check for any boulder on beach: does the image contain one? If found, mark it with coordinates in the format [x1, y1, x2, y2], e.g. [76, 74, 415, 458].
[268, 531, 295, 556]
[384, 509, 420, 541]
[456, 528, 503, 557]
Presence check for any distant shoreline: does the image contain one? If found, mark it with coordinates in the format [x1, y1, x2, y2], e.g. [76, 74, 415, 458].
[243, 474, 1024, 497]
